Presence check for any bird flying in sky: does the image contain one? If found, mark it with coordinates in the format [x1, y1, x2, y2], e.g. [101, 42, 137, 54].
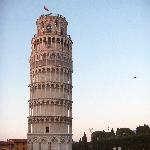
[44, 5, 49, 11]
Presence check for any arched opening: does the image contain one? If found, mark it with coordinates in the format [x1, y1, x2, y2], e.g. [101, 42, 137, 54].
[42, 53, 46, 60]
[40, 38, 42, 43]
[48, 37, 51, 45]
[43, 37, 46, 43]
[46, 126, 49, 133]
[67, 43, 69, 49]
[52, 37, 55, 43]
[55, 20, 59, 27]
[61, 38, 63, 45]
[57, 38, 60, 44]
[33, 44, 36, 49]
[61, 27, 64, 35]
[37, 39, 39, 45]
[64, 41, 66, 47]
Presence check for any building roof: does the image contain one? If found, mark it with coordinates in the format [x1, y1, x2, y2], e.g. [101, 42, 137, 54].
[9, 139, 27, 143]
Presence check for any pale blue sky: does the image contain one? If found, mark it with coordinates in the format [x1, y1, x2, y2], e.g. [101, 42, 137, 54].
[0, 0, 150, 141]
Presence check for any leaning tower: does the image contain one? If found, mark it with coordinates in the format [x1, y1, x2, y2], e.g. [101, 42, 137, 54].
[27, 13, 73, 150]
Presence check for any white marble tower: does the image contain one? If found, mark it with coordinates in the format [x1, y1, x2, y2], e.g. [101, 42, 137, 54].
[27, 13, 73, 150]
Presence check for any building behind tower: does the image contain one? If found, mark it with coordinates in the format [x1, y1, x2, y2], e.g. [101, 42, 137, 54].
[27, 13, 73, 150]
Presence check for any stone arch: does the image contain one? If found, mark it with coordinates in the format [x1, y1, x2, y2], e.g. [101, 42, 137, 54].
[38, 84, 41, 89]
[48, 37, 51, 44]
[43, 36, 46, 43]
[61, 38, 63, 45]
[60, 53, 63, 61]
[40, 54, 42, 60]
[67, 42, 69, 49]
[56, 67, 59, 72]
[51, 67, 55, 72]
[61, 27, 64, 35]
[51, 84, 54, 89]
[52, 37, 55, 43]
[35, 69, 37, 74]
[60, 100, 63, 106]
[37, 39, 39, 45]
[41, 67, 45, 73]
[42, 83, 45, 89]
[56, 100, 59, 105]
[55, 117, 59, 122]
[27, 138, 32, 144]
[64, 40, 66, 47]
[33, 55, 35, 62]
[47, 67, 50, 72]
[51, 53, 55, 60]
[51, 101, 54, 105]
[67, 137, 72, 144]
[56, 84, 59, 89]
[51, 137, 58, 144]
[33, 137, 38, 143]
[51, 117, 54, 122]
[42, 53, 46, 60]
[56, 38, 60, 44]
[57, 53, 61, 60]
[60, 67, 63, 73]
[33, 43, 36, 49]
[60, 137, 66, 144]
[40, 38, 42, 43]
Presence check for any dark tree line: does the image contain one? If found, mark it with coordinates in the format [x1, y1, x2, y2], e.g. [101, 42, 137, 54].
[72, 124, 150, 150]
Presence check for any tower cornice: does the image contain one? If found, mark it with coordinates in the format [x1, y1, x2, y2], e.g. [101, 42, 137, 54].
[28, 116, 72, 124]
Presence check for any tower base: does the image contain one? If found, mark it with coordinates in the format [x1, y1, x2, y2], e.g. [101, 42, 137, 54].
[27, 133, 72, 150]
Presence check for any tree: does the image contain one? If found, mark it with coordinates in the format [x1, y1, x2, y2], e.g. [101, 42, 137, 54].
[116, 128, 135, 137]
[111, 128, 115, 136]
[136, 124, 150, 135]
[82, 132, 89, 150]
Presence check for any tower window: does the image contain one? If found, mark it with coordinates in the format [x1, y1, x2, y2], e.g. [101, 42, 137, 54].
[52, 37, 55, 43]
[37, 39, 39, 44]
[48, 37, 51, 44]
[46, 24, 52, 33]
[40, 38, 42, 43]
[57, 38, 60, 43]
[61, 39, 63, 45]
[46, 127, 49, 133]
[55, 20, 59, 27]
[61, 27, 64, 35]
[43, 37, 46, 42]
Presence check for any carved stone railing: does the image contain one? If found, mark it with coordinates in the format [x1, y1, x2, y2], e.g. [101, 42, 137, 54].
[28, 116, 72, 124]
[29, 98, 72, 107]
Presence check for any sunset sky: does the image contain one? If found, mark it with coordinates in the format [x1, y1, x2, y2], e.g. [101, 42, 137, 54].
[0, 0, 150, 141]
